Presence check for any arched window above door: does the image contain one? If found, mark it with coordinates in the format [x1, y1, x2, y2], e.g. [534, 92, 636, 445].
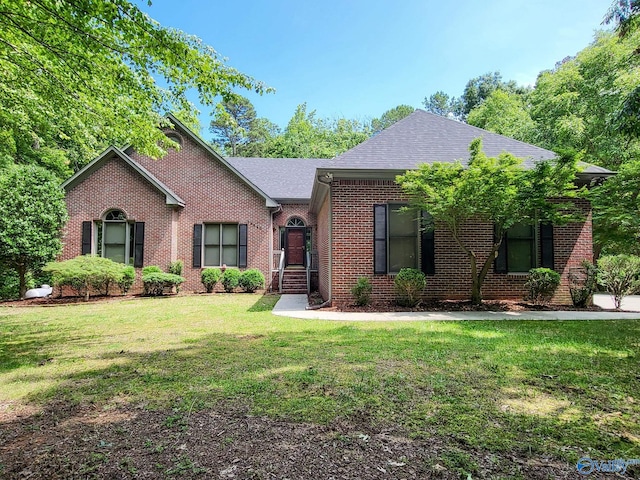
[286, 217, 305, 227]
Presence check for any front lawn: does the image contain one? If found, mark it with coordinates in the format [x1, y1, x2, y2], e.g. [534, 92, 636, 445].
[1, 294, 639, 478]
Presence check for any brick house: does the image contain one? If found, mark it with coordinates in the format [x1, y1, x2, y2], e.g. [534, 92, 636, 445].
[61, 110, 611, 304]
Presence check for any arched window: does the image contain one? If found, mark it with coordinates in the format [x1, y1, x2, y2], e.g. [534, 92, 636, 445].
[97, 209, 133, 264]
[286, 217, 305, 227]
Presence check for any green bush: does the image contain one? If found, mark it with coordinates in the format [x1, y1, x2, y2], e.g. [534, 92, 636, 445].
[239, 269, 265, 293]
[597, 254, 640, 310]
[168, 260, 184, 276]
[221, 268, 241, 293]
[568, 260, 597, 308]
[43, 255, 130, 300]
[524, 268, 561, 306]
[118, 266, 136, 294]
[394, 268, 426, 307]
[201, 267, 222, 293]
[351, 277, 373, 306]
[142, 266, 185, 296]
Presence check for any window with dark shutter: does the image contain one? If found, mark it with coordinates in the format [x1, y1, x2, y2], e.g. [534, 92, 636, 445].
[540, 223, 554, 269]
[373, 205, 387, 274]
[81, 221, 92, 255]
[193, 224, 203, 268]
[421, 211, 435, 275]
[134, 222, 145, 268]
[238, 224, 248, 268]
[494, 225, 508, 274]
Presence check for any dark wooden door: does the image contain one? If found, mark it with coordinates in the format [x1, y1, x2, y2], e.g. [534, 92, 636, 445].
[286, 228, 305, 266]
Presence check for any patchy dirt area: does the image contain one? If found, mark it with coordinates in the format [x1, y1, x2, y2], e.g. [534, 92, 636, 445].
[0, 402, 589, 479]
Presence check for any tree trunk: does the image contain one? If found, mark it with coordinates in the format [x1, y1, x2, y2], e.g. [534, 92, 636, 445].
[18, 265, 27, 299]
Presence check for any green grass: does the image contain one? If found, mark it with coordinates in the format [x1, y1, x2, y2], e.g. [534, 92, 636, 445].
[1, 294, 639, 466]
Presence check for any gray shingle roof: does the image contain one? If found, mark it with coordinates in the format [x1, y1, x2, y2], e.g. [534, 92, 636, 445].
[326, 109, 558, 170]
[226, 157, 329, 201]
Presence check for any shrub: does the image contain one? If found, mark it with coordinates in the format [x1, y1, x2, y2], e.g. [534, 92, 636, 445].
[43, 255, 129, 300]
[201, 267, 222, 293]
[118, 266, 136, 294]
[394, 268, 426, 307]
[351, 277, 373, 306]
[168, 260, 183, 276]
[524, 268, 561, 306]
[597, 254, 640, 310]
[239, 269, 265, 293]
[142, 266, 185, 296]
[568, 260, 597, 308]
[221, 268, 241, 293]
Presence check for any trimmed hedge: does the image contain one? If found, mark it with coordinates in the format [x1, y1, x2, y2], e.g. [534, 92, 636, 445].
[201, 267, 222, 293]
[221, 268, 241, 293]
[351, 277, 372, 306]
[43, 255, 134, 300]
[142, 265, 184, 296]
[239, 269, 265, 293]
[525, 268, 561, 306]
[394, 268, 426, 307]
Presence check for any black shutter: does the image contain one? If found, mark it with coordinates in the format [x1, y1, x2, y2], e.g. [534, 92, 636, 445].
[193, 224, 202, 268]
[494, 225, 508, 274]
[81, 221, 92, 255]
[238, 224, 248, 268]
[540, 223, 554, 269]
[421, 211, 435, 275]
[374, 204, 387, 274]
[133, 222, 145, 268]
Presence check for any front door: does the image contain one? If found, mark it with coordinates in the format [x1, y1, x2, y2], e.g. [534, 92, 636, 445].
[286, 228, 305, 266]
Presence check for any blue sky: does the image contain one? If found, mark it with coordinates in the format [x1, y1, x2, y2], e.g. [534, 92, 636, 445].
[142, 0, 611, 138]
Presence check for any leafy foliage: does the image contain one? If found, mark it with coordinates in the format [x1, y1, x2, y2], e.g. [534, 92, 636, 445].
[118, 266, 136, 294]
[351, 277, 373, 306]
[394, 268, 426, 307]
[201, 267, 222, 293]
[168, 260, 184, 276]
[568, 260, 598, 308]
[597, 254, 640, 309]
[0, 0, 270, 176]
[423, 91, 461, 117]
[397, 139, 579, 304]
[524, 268, 561, 306]
[142, 266, 185, 296]
[371, 105, 415, 134]
[0, 164, 67, 298]
[43, 255, 130, 300]
[221, 268, 241, 293]
[467, 90, 536, 142]
[238, 269, 265, 293]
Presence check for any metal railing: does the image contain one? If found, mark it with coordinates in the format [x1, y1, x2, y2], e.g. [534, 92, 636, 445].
[277, 248, 285, 293]
[306, 250, 311, 294]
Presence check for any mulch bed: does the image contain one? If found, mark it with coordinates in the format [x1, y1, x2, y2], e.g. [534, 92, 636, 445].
[336, 299, 605, 313]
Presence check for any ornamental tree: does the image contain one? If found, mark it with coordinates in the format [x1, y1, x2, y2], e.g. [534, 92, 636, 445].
[0, 0, 271, 176]
[0, 164, 68, 298]
[396, 138, 579, 305]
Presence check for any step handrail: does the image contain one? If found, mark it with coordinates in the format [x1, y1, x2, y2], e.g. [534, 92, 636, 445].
[278, 248, 285, 293]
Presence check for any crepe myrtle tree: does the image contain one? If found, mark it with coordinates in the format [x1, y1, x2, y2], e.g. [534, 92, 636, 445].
[396, 138, 580, 305]
[0, 164, 68, 298]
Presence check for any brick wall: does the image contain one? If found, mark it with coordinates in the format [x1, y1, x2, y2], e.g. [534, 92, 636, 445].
[317, 191, 331, 301]
[64, 131, 274, 293]
[63, 157, 174, 282]
[327, 179, 593, 306]
[130, 132, 273, 292]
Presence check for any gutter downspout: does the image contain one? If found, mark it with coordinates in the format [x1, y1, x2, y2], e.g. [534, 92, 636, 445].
[314, 173, 333, 306]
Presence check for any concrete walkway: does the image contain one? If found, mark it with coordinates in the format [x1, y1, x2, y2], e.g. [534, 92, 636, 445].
[272, 294, 640, 321]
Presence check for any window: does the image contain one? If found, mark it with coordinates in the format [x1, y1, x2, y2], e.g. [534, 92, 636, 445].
[286, 217, 305, 227]
[81, 210, 144, 267]
[374, 204, 430, 274]
[204, 223, 238, 267]
[193, 223, 247, 268]
[507, 223, 535, 273]
[495, 222, 554, 273]
[388, 204, 418, 272]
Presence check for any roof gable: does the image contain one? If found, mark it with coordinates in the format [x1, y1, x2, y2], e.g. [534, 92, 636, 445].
[327, 109, 558, 170]
[62, 146, 185, 206]
[165, 114, 279, 208]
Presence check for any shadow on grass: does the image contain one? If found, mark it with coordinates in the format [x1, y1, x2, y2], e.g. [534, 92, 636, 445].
[2, 320, 634, 466]
[247, 293, 280, 312]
